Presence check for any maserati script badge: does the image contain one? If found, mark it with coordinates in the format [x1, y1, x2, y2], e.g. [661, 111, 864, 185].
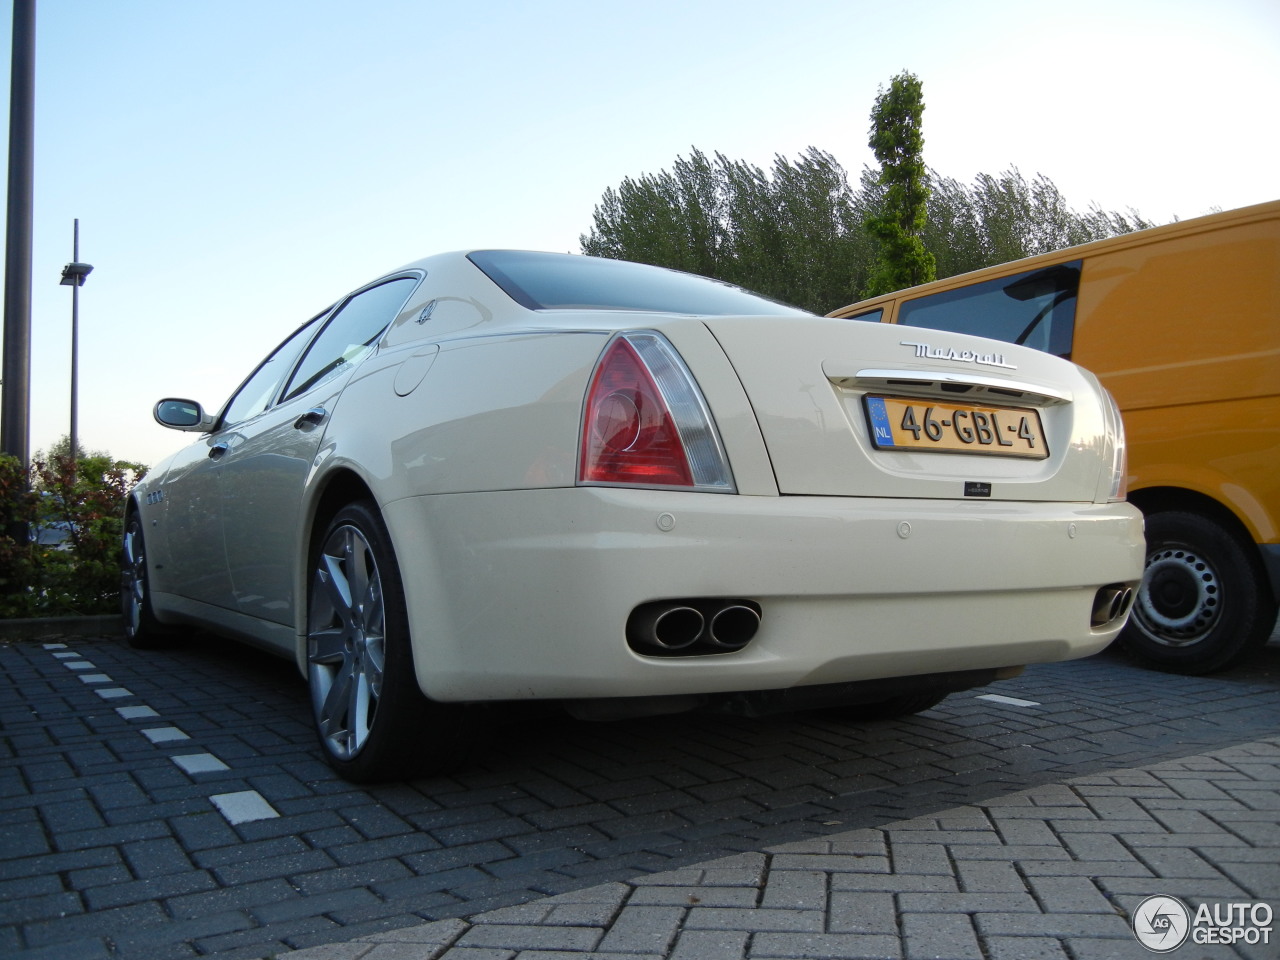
[901, 340, 1017, 371]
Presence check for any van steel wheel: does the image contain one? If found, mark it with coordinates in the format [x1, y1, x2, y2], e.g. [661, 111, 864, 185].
[1119, 510, 1276, 675]
[307, 501, 464, 782]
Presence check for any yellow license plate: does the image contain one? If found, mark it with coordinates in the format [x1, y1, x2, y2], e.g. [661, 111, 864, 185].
[864, 395, 1049, 459]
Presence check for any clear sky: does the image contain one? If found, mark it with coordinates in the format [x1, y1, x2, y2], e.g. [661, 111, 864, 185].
[2, 0, 1278, 467]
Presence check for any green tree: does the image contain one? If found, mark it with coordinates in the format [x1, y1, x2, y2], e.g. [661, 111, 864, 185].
[581, 147, 876, 313]
[923, 167, 1156, 278]
[33, 434, 108, 466]
[862, 71, 935, 297]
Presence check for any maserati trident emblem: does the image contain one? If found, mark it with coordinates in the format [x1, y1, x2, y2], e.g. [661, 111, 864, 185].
[901, 340, 1017, 371]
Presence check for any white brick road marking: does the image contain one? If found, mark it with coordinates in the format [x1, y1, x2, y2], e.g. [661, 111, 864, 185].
[142, 726, 191, 744]
[115, 705, 160, 719]
[977, 693, 1041, 707]
[210, 790, 280, 824]
[172, 753, 230, 774]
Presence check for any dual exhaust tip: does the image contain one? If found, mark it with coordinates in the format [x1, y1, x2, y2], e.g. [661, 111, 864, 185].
[1091, 582, 1137, 628]
[628, 599, 762, 656]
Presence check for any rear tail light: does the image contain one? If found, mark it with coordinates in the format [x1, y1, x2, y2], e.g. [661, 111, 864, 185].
[1102, 387, 1128, 501]
[579, 332, 734, 492]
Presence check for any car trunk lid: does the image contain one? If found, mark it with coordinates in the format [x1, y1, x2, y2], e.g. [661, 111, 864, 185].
[703, 316, 1111, 503]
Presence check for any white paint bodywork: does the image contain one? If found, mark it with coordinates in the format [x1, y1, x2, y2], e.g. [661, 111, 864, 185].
[134, 251, 1145, 706]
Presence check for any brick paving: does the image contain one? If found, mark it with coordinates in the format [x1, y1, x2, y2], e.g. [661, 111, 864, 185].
[1, 628, 1277, 960]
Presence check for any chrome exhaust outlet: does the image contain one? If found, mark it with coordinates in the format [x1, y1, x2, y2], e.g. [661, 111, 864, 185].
[707, 603, 762, 649]
[1091, 583, 1136, 628]
[627, 603, 705, 651]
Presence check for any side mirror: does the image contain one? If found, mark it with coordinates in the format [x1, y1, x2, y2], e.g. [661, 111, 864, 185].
[154, 398, 216, 432]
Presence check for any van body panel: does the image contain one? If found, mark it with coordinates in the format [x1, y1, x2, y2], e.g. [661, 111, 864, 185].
[830, 199, 1280, 673]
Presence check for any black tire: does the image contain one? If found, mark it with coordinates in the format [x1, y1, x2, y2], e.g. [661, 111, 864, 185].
[306, 501, 467, 782]
[1119, 510, 1277, 675]
[120, 511, 171, 649]
[824, 690, 950, 721]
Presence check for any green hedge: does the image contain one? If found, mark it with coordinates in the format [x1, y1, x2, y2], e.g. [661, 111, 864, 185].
[0, 453, 146, 618]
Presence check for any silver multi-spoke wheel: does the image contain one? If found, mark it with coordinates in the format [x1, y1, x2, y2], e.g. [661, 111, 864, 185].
[121, 517, 148, 638]
[306, 500, 468, 782]
[308, 521, 387, 762]
[120, 511, 167, 648]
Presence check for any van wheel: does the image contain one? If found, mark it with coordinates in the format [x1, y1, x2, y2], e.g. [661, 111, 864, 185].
[1119, 510, 1277, 675]
[307, 501, 467, 782]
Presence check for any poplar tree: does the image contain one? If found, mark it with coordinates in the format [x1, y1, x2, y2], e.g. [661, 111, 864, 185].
[862, 70, 935, 297]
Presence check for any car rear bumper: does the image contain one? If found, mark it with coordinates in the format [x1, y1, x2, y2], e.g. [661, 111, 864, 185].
[382, 487, 1145, 702]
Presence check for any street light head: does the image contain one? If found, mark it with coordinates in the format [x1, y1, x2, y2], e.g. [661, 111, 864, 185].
[60, 261, 93, 286]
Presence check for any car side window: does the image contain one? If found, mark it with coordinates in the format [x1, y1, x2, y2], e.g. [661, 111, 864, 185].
[220, 314, 327, 428]
[896, 261, 1082, 358]
[281, 277, 418, 402]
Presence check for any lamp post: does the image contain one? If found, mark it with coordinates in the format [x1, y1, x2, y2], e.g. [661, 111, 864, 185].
[60, 219, 93, 466]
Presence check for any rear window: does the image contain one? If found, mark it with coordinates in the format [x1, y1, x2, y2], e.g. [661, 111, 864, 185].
[468, 250, 810, 317]
[897, 261, 1082, 358]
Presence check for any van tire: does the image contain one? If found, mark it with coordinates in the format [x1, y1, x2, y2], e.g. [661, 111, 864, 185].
[1119, 510, 1277, 675]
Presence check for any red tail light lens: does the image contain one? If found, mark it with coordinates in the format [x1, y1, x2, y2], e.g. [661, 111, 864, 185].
[579, 332, 734, 492]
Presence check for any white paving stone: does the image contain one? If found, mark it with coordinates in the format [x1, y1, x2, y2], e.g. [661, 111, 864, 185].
[210, 790, 279, 824]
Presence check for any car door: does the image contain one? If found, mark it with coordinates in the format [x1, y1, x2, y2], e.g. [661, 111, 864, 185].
[154, 314, 327, 611]
[218, 276, 420, 627]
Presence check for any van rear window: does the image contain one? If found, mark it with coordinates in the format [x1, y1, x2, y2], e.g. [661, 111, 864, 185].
[897, 261, 1082, 358]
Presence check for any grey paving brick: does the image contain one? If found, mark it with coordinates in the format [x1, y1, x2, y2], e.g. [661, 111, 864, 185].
[828, 891, 896, 935]
[104, 909, 258, 955]
[455, 922, 602, 951]
[0, 889, 83, 925]
[121, 836, 196, 878]
[888, 842, 951, 875]
[954, 859, 1026, 892]
[19, 900, 168, 949]
[53, 818, 173, 852]
[251, 887, 386, 924]
[975, 910, 1134, 938]
[760, 868, 826, 909]
[212, 847, 338, 885]
[685, 906, 824, 932]
[166, 876, 303, 919]
[629, 885, 758, 908]
[83, 869, 219, 910]
[833, 871, 959, 893]
[982, 934, 1072, 959]
[669, 928, 748, 960]
[752, 931, 902, 959]
[1134, 846, 1229, 879]
[901, 910, 982, 959]
[1023, 875, 1119, 914]
[597, 904, 683, 953]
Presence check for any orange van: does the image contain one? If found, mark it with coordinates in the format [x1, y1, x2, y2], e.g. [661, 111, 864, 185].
[830, 200, 1279, 674]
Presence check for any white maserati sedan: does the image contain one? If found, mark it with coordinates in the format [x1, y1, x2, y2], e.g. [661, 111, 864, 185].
[125, 250, 1144, 782]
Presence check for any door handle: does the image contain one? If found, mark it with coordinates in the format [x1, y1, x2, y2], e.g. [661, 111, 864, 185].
[294, 407, 327, 430]
[208, 442, 229, 460]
